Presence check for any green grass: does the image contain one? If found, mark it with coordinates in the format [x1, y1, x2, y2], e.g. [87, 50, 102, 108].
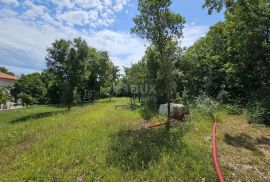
[0, 98, 217, 181]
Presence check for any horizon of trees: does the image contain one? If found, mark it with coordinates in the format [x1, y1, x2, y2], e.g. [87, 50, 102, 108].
[0, 38, 120, 109]
[123, 0, 270, 125]
[0, 0, 269, 125]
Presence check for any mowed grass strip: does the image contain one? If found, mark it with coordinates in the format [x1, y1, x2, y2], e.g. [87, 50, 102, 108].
[0, 98, 216, 181]
[217, 114, 270, 181]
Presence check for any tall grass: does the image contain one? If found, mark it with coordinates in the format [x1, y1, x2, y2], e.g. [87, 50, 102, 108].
[0, 98, 217, 181]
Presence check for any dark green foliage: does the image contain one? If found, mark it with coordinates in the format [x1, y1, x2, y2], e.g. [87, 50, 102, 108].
[248, 87, 270, 125]
[19, 93, 34, 106]
[46, 38, 90, 109]
[11, 73, 46, 104]
[175, 0, 270, 124]
[203, 0, 270, 19]
[139, 106, 156, 120]
[179, 1, 270, 105]
[46, 38, 119, 108]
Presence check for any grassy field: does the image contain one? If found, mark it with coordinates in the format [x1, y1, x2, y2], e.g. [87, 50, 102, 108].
[0, 98, 269, 181]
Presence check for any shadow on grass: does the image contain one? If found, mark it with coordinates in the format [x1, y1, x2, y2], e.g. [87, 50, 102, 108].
[106, 126, 189, 171]
[9, 110, 68, 124]
[224, 133, 268, 155]
[257, 136, 270, 146]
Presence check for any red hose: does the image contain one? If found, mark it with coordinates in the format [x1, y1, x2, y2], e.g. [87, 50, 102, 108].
[212, 114, 225, 182]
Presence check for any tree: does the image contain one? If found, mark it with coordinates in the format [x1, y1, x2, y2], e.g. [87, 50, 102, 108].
[203, 0, 270, 20]
[132, 0, 185, 130]
[175, 0, 269, 125]
[46, 38, 89, 110]
[109, 65, 120, 98]
[40, 70, 62, 104]
[19, 93, 34, 107]
[0, 87, 11, 109]
[11, 73, 46, 105]
[0, 67, 15, 76]
[124, 61, 146, 100]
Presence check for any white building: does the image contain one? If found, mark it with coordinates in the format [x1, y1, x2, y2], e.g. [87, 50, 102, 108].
[0, 72, 19, 110]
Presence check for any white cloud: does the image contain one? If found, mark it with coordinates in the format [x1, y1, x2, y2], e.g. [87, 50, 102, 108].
[0, 65, 41, 75]
[74, 0, 101, 9]
[57, 11, 90, 26]
[182, 24, 209, 47]
[49, 0, 74, 10]
[0, 8, 17, 17]
[0, 0, 19, 6]
[113, 0, 129, 12]
[47, 0, 129, 27]
[0, 16, 145, 74]
[89, 30, 146, 67]
[0, 0, 209, 75]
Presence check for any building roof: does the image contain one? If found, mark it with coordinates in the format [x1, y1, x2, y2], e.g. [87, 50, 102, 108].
[0, 72, 19, 80]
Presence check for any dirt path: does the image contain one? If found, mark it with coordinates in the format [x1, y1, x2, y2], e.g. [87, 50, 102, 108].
[217, 115, 270, 181]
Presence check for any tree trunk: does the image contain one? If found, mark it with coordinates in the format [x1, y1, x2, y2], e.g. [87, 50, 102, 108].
[160, 48, 171, 131]
[138, 85, 141, 103]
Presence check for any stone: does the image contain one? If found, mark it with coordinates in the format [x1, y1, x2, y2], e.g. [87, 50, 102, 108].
[159, 103, 185, 119]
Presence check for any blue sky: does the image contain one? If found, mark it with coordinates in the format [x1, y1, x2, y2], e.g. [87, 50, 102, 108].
[0, 0, 224, 75]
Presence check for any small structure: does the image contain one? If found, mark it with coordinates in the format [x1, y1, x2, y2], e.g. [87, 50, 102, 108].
[0, 72, 19, 110]
[83, 90, 94, 103]
[159, 103, 186, 120]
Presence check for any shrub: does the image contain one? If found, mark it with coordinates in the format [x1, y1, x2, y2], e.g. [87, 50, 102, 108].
[139, 106, 156, 120]
[248, 102, 270, 126]
[194, 95, 220, 114]
[175, 89, 190, 114]
[248, 87, 270, 125]
[0, 88, 11, 105]
[19, 93, 34, 106]
[225, 104, 242, 115]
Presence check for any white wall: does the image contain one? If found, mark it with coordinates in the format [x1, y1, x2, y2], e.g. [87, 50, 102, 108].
[0, 79, 15, 87]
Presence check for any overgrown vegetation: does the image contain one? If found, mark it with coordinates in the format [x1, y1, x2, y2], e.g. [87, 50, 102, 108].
[122, 0, 270, 126]
[0, 87, 11, 108]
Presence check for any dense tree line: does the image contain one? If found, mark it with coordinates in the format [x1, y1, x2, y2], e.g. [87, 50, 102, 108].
[180, 0, 270, 123]
[1, 0, 269, 124]
[124, 0, 269, 125]
[6, 38, 119, 108]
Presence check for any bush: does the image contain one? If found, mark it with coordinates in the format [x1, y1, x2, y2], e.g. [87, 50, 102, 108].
[225, 104, 242, 115]
[175, 89, 190, 114]
[194, 95, 219, 114]
[0, 88, 11, 105]
[139, 106, 156, 120]
[248, 102, 270, 126]
[143, 95, 158, 111]
[19, 93, 34, 106]
[248, 87, 270, 125]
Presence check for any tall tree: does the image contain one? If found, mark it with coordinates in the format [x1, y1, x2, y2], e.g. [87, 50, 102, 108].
[132, 0, 185, 130]
[46, 38, 89, 110]
[11, 73, 46, 105]
[109, 65, 120, 98]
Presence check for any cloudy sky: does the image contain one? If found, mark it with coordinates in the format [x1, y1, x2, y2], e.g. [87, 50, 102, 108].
[0, 0, 224, 75]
